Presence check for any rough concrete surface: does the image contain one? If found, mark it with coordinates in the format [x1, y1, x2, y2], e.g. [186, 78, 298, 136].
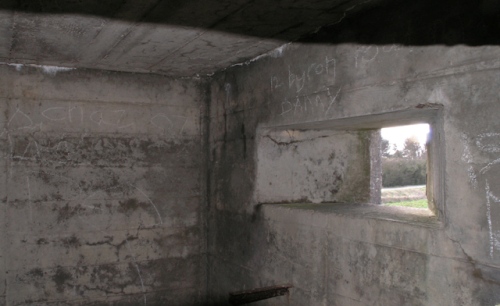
[0, 0, 499, 305]
[255, 129, 372, 204]
[0, 0, 384, 77]
[0, 65, 206, 305]
[207, 2, 500, 305]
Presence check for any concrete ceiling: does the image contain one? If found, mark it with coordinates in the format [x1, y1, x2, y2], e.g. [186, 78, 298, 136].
[0, 0, 385, 77]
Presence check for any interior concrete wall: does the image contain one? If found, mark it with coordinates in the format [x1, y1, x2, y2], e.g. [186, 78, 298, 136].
[207, 25, 500, 306]
[0, 65, 206, 305]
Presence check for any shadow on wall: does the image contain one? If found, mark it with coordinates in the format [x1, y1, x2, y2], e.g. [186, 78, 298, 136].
[302, 0, 500, 46]
[0, 0, 499, 45]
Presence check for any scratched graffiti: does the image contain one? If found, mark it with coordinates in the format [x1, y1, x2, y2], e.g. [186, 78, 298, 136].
[267, 46, 408, 119]
[463, 133, 500, 258]
[278, 86, 342, 117]
[269, 56, 339, 118]
[270, 56, 336, 94]
[354, 44, 409, 68]
[0, 105, 191, 166]
[1, 103, 190, 233]
[2, 104, 191, 226]
[1, 104, 191, 138]
[42, 105, 84, 123]
[7, 106, 38, 131]
[354, 45, 379, 68]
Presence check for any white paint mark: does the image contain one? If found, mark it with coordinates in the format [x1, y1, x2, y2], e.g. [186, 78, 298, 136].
[288, 65, 306, 93]
[0, 62, 75, 75]
[66, 105, 84, 125]
[477, 133, 500, 153]
[461, 135, 473, 163]
[480, 157, 500, 175]
[42, 107, 67, 121]
[81, 204, 102, 211]
[271, 44, 288, 58]
[12, 64, 23, 71]
[68, 105, 75, 123]
[486, 180, 495, 258]
[270, 76, 283, 91]
[232, 43, 290, 67]
[325, 87, 342, 115]
[150, 114, 173, 132]
[354, 46, 379, 68]
[325, 56, 336, 82]
[467, 166, 478, 188]
[176, 116, 188, 134]
[21, 141, 33, 158]
[428, 88, 451, 105]
[0, 62, 23, 71]
[279, 98, 293, 116]
[33, 141, 41, 159]
[126, 240, 147, 306]
[90, 111, 103, 126]
[382, 44, 401, 52]
[8, 107, 34, 130]
[90, 110, 129, 128]
[128, 183, 163, 225]
[26, 176, 32, 222]
[39, 65, 74, 76]
[461, 135, 478, 188]
[494, 231, 500, 251]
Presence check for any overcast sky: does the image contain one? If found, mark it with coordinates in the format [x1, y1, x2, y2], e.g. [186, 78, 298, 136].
[381, 123, 430, 151]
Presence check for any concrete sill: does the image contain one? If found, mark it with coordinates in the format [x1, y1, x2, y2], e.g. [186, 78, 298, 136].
[261, 202, 441, 229]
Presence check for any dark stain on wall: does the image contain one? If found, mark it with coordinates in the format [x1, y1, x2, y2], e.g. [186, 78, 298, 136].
[56, 204, 84, 223]
[118, 198, 148, 213]
[27, 268, 44, 278]
[61, 235, 81, 248]
[52, 266, 73, 293]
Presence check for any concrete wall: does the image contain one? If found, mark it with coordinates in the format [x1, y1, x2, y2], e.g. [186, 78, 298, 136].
[0, 65, 206, 305]
[207, 11, 500, 306]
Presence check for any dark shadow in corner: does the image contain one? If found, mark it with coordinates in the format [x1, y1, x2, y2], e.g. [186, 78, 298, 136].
[0, 0, 499, 46]
[301, 0, 500, 46]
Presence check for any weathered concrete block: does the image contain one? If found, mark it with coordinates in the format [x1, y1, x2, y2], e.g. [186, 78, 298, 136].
[6, 99, 200, 139]
[207, 20, 500, 305]
[0, 67, 205, 305]
[7, 255, 202, 305]
[255, 129, 371, 204]
[5, 66, 201, 106]
[6, 226, 200, 271]
[8, 136, 201, 168]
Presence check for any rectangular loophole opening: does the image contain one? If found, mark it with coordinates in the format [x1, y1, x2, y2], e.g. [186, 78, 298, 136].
[257, 106, 444, 220]
[381, 124, 430, 209]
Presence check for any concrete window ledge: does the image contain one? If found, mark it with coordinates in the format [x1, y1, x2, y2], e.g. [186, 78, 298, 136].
[260, 202, 441, 229]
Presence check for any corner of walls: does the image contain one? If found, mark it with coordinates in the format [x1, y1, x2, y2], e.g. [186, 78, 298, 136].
[206, 36, 500, 306]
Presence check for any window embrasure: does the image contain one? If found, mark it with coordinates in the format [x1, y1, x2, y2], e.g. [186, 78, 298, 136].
[255, 106, 443, 218]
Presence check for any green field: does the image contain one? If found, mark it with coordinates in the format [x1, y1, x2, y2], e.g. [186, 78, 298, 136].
[384, 199, 428, 208]
[381, 185, 428, 209]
